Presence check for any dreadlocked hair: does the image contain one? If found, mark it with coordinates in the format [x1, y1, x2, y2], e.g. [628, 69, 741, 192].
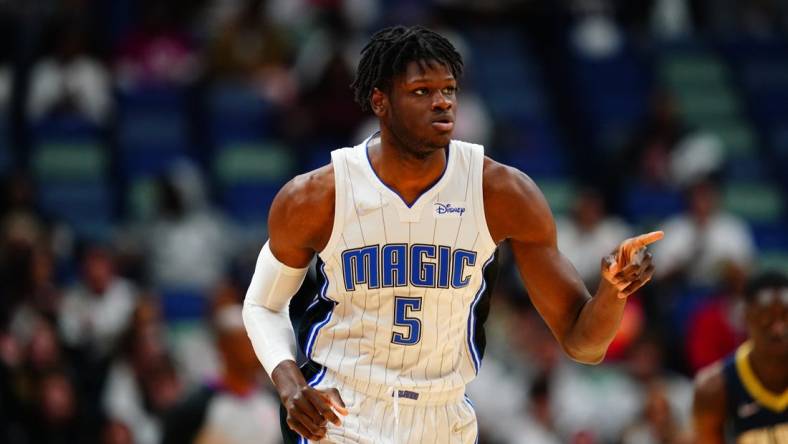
[351, 25, 464, 112]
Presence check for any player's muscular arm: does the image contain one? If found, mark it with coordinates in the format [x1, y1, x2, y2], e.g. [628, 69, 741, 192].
[252, 165, 347, 441]
[692, 364, 727, 444]
[267, 164, 335, 267]
[484, 159, 657, 364]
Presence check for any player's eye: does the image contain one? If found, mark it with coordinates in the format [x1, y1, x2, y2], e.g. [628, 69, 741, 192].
[441, 86, 457, 95]
[413, 88, 428, 96]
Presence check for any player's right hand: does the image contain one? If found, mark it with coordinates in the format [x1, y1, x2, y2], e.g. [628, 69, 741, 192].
[283, 385, 348, 441]
[601, 231, 663, 298]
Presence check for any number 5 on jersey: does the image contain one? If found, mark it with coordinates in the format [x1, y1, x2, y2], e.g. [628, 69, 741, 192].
[392, 296, 422, 345]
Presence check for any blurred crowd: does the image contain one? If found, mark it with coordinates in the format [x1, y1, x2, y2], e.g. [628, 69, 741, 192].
[1, 0, 787, 443]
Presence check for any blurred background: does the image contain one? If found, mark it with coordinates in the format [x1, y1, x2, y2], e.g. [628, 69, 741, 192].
[0, 0, 787, 443]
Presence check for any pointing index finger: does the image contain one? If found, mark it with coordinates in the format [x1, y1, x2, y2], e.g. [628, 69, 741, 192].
[629, 231, 664, 249]
[617, 231, 663, 268]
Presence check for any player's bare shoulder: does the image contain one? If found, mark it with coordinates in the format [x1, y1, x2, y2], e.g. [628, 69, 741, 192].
[482, 157, 556, 245]
[692, 360, 727, 440]
[693, 360, 726, 408]
[268, 164, 335, 254]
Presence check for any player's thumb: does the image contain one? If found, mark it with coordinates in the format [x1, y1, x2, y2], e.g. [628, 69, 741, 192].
[601, 254, 618, 277]
[320, 388, 348, 416]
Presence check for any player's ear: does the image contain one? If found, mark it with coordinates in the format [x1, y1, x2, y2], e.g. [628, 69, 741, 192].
[370, 87, 387, 117]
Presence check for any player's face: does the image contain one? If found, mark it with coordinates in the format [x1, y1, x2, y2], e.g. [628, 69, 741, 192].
[380, 60, 457, 156]
[746, 286, 788, 357]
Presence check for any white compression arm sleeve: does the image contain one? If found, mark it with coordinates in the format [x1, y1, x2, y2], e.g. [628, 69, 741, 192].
[242, 241, 309, 377]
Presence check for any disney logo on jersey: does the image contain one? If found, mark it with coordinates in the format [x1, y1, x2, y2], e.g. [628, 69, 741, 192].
[434, 202, 466, 217]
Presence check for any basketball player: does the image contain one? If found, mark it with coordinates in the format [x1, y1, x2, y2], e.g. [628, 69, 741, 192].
[693, 271, 788, 443]
[243, 26, 663, 443]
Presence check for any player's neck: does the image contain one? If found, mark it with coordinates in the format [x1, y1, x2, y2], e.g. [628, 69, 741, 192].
[749, 344, 788, 393]
[371, 131, 448, 205]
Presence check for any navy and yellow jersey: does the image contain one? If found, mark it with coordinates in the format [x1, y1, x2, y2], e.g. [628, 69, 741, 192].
[722, 342, 788, 443]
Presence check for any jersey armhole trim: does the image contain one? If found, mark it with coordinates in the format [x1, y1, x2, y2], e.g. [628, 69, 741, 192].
[472, 145, 497, 250]
[318, 149, 346, 259]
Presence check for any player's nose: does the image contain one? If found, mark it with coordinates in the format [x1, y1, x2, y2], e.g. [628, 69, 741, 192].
[431, 91, 453, 111]
[772, 317, 786, 332]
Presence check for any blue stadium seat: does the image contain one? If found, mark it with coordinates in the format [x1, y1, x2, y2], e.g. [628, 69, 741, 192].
[499, 120, 567, 178]
[724, 155, 764, 180]
[475, 58, 534, 84]
[750, 92, 788, 125]
[221, 182, 280, 223]
[38, 182, 113, 238]
[771, 124, 788, 155]
[671, 285, 717, 338]
[209, 82, 275, 145]
[569, 45, 652, 153]
[117, 86, 186, 110]
[771, 125, 788, 178]
[32, 114, 101, 142]
[532, 178, 574, 216]
[466, 26, 544, 123]
[117, 113, 189, 177]
[751, 221, 788, 251]
[623, 182, 684, 225]
[740, 61, 788, 93]
[117, 112, 189, 176]
[723, 181, 785, 224]
[160, 288, 207, 322]
[30, 113, 113, 239]
[724, 39, 788, 131]
[214, 142, 293, 223]
[116, 87, 192, 178]
[484, 88, 544, 119]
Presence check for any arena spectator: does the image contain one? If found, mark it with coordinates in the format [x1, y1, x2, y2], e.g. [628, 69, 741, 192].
[162, 295, 280, 444]
[684, 271, 749, 373]
[654, 176, 756, 288]
[142, 163, 235, 292]
[0, 173, 48, 254]
[620, 382, 692, 444]
[58, 244, 137, 360]
[610, 92, 723, 209]
[27, 369, 96, 444]
[290, 10, 366, 148]
[206, 0, 296, 104]
[557, 187, 632, 288]
[114, 3, 199, 89]
[27, 23, 112, 125]
[100, 420, 134, 444]
[102, 298, 183, 444]
[492, 372, 563, 444]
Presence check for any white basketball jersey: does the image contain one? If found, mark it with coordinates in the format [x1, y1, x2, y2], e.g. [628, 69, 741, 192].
[297, 132, 498, 392]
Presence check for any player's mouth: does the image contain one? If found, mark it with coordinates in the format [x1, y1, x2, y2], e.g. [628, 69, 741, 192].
[431, 117, 454, 132]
